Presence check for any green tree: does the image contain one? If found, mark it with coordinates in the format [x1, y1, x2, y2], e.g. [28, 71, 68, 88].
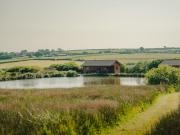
[145, 65, 180, 85]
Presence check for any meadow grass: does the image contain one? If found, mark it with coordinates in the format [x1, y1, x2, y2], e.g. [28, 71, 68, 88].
[0, 85, 164, 135]
[147, 97, 180, 135]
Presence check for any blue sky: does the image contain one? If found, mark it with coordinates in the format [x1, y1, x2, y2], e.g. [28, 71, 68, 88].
[0, 0, 180, 51]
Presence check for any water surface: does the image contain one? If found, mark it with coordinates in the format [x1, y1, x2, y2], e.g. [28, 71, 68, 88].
[0, 76, 146, 89]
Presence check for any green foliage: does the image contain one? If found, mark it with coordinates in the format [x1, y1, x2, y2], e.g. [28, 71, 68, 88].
[120, 64, 126, 73]
[6, 66, 39, 73]
[129, 62, 149, 73]
[147, 60, 163, 70]
[0, 52, 13, 60]
[50, 62, 80, 72]
[0, 64, 80, 81]
[66, 70, 78, 77]
[125, 60, 163, 74]
[145, 65, 180, 85]
[147, 107, 180, 135]
[166, 85, 176, 93]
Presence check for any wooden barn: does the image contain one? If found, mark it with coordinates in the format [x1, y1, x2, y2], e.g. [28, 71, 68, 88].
[160, 59, 180, 68]
[82, 60, 121, 74]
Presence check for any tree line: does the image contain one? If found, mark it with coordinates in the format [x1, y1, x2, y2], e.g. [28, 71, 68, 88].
[0, 47, 179, 60]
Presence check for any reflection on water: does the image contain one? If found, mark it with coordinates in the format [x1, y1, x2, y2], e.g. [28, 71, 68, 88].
[0, 76, 146, 89]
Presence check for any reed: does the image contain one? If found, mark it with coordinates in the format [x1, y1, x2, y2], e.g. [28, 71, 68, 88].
[0, 85, 163, 135]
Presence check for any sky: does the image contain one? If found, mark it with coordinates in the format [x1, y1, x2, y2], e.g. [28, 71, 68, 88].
[0, 0, 180, 52]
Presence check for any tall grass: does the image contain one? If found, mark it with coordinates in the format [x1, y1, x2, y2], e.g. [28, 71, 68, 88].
[0, 85, 163, 135]
[147, 98, 180, 135]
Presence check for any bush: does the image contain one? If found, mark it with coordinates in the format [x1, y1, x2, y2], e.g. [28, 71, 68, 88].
[125, 60, 163, 74]
[6, 66, 40, 73]
[49, 62, 80, 72]
[147, 60, 163, 70]
[66, 70, 78, 77]
[17, 73, 36, 80]
[145, 65, 180, 85]
[38, 70, 65, 78]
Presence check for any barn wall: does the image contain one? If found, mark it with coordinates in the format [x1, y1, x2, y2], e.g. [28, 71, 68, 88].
[114, 62, 120, 74]
[83, 66, 114, 73]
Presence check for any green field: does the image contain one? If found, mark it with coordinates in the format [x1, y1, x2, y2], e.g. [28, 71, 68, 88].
[0, 53, 179, 68]
[69, 53, 180, 63]
[0, 85, 161, 135]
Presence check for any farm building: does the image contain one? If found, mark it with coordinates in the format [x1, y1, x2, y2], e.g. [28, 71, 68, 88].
[160, 59, 180, 68]
[82, 60, 121, 74]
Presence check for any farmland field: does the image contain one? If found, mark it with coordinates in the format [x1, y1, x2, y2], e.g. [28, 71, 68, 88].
[0, 60, 82, 68]
[0, 53, 179, 68]
[69, 53, 180, 63]
[0, 85, 161, 135]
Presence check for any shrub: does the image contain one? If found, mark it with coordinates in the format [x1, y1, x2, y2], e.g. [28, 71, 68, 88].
[6, 66, 40, 73]
[17, 73, 36, 80]
[66, 70, 78, 77]
[49, 62, 80, 72]
[145, 65, 180, 85]
[147, 60, 163, 70]
[125, 60, 163, 74]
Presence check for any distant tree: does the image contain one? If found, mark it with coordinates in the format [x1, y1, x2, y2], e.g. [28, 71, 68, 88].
[139, 47, 145, 52]
[20, 50, 28, 56]
[57, 48, 64, 52]
[147, 60, 163, 70]
[0, 52, 12, 60]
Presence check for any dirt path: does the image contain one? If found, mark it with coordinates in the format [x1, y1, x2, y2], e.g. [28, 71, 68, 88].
[105, 92, 180, 135]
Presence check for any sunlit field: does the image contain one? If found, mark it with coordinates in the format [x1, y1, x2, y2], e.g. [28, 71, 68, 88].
[0, 60, 82, 69]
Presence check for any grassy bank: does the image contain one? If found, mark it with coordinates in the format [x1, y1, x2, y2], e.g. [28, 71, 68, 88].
[147, 99, 180, 135]
[0, 85, 163, 135]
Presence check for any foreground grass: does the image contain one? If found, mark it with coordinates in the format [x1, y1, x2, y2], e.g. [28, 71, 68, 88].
[0, 85, 162, 135]
[147, 96, 180, 135]
[106, 92, 180, 135]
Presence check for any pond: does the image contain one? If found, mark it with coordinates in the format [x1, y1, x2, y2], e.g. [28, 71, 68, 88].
[0, 76, 146, 89]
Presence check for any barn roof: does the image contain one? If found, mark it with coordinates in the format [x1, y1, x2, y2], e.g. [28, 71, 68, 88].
[82, 60, 121, 66]
[160, 59, 180, 66]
